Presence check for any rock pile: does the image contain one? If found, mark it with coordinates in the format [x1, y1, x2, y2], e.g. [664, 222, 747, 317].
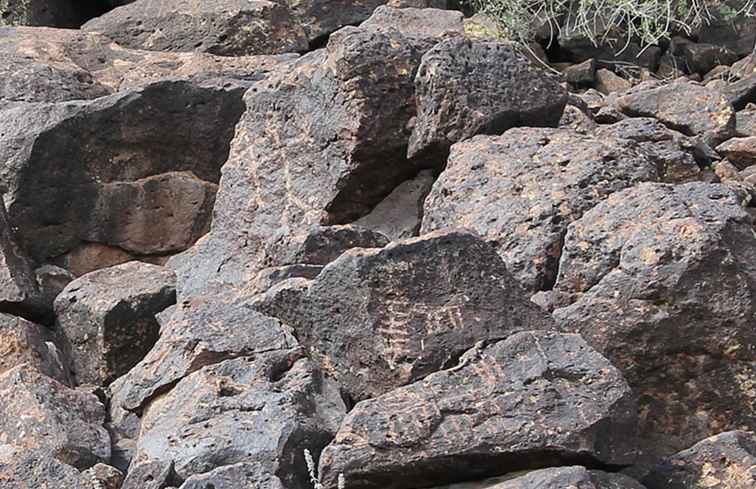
[0, 1, 754, 489]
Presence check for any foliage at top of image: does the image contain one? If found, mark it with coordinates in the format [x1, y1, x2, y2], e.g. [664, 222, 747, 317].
[468, 0, 755, 53]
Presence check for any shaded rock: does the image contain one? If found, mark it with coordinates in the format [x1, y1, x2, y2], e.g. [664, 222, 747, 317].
[82, 463, 124, 489]
[425, 467, 646, 489]
[564, 59, 596, 86]
[353, 170, 435, 240]
[285, 0, 387, 44]
[132, 351, 345, 484]
[421, 122, 681, 292]
[716, 136, 756, 169]
[698, 3, 756, 57]
[0, 364, 109, 469]
[0, 444, 89, 489]
[553, 182, 756, 457]
[408, 36, 566, 161]
[679, 42, 739, 75]
[82, 0, 308, 56]
[595, 68, 632, 95]
[616, 80, 736, 146]
[644, 431, 756, 489]
[255, 229, 555, 403]
[0, 78, 245, 264]
[178, 462, 285, 489]
[34, 264, 74, 307]
[121, 459, 176, 489]
[319, 331, 637, 489]
[723, 73, 756, 110]
[0, 0, 81, 28]
[0, 312, 70, 384]
[54, 261, 176, 386]
[53, 242, 136, 277]
[736, 105, 756, 137]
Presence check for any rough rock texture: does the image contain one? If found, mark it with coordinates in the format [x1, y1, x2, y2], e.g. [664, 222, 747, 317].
[0, 0, 82, 28]
[178, 462, 285, 489]
[421, 120, 699, 292]
[255, 230, 555, 402]
[615, 80, 735, 146]
[408, 37, 566, 161]
[644, 431, 756, 489]
[736, 105, 756, 136]
[717, 136, 756, 169]
[0, 364, 109, 469]
[553, 182, 756, 457]
[362, 6, 463, 46]
[0, 78, 245, 264]
[120, 460, 176, 489]
[54, 261, 176, 386]
[0, 444, 91, 489]
[131, 351, 344, 484]
[0, 312, 70, 384]
[82, 0, 308, 56]
[425, 467, 647, 489]
[319, 331, 637, 489]
[353, 170, 435, 240]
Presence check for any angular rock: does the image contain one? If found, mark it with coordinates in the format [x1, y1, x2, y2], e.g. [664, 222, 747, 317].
[595, 68, 632, 95]
[553, 182, 756, 456]
[0, 312, 70, 384]
[716, 136, 756, 169]
[54, 261, 176, 386]
[0, 444, 88, 489]
[421, 122, 685, 292]
[131, 351, 344, 483]
[285, 0, 387, 43]
[0, 78, 245, 264]
[82, 0, 308, 56]
[723, 73, 756, 111]
[564, 59, 596, 86]
[0, 0, 82, 28]
[178, 462, 285, 489]
[644, 430, 756, 489]
[319, 331, 637, 489]
[408, 36, 566, 161]
[82, 463, 124, 489]
[362, 6, 463, 48]
[0, 364, 110, 469]
[679, 42, 739, 75]
[255, 229, 555, 402]
[736, 105, 756, 137]
[121, 459, 176, 489]
[354, 170, 435, 240]
[616, 80, 735, 146]
[54, 243, 136, 277]
[426, 467, 647, 489]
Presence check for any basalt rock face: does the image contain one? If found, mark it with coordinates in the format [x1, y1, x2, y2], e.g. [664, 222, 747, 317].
[319, 331, 637, 489]
[0, 312, 70, 384]
[425, 468, 648, 489]
[553, 182, 756, 458]
[255, 230, 555, 402]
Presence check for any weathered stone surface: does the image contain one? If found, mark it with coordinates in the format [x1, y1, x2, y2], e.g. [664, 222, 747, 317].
[421, 120, 698, 292]
[54, 261, 176, 386]
[178, 462, 285, 489]
[83, 0, 308, 56]
[724, 73, 756, 111]
[408, 37, 566, 161]
[698, 2, 756, 57]
[256, 229, 555, 403]
[679, 42, 739, 75]
[354, 170, 435, 240]
[644, 431, 756, 489]
[121, 459, 176, 489]
[319, 331, 637, 489]
[285, 0, 387, 43]
[425, 467, 646, 489]
[0, 0, 83, 28]
[131, 351, 344, 483]
[82, 463, 124, 489]
[362, 6, 463, 48]
[737, 105, 756, 137]
[553, 182, 756, 457]
[616, 80, 735, 146]
[717, 136, 756, 169]
[564, 59, 596, 86]
[595, 68, 632, 95]
[0, 78, 245, 264]
[0, 364, 109, 469]
[0, 444, 89, 489]
[0, 312, 70, 384]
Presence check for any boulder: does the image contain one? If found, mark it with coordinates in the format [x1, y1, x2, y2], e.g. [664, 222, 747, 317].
[120, 460, 176, 489]
[736, 105, 756, 137]
[553, 182, 756, 457]
[595, 68, 632, 95]
[425, 467, 646, 489]
[82, 0, 308, 56]
[0, 312, 70, 384]
[131, 351, 345, 483]
[698, 2, 756, 57]
[0, 364, 110, 469]
[54, 261, 176, 386]
[353, 170, 435, 240]
[362, 6, 463, 48]
[615, 80, 735, 146]
[723, 73, 756, 111]
[564, 59, 596, 86]
[178, 462, 285, 489]
[319, 331, 637, 489]
[82, 463, 125, 489]
[716, 136, 756, 169]
[644, 431, 756, 489]
[421, 119, 699, 292]
[0, 0, 82, 28]
[0, 77, 246, 264]
[408, 36, 566, 161]
[0, 444, 90, 489]
[255, 229, 555, 402]
[678, 42, 739, 75]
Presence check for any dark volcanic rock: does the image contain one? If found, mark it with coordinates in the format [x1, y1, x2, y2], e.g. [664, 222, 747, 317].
[0, 312, 70, 384]
[716, 136, 756, 169]
[178, 462, 285, 489]
[82, 0, 308, 56]
[319, 331, 637, 489]
[120, 459, 176, 489]
[615, 80, 735, 146]
[361, 5, 463, 47]
[0, 364, 109, 469]
[408, 37, 566, 161]
[0, 0, 81, 28]
[0, 77, 245, 264]
[0, 444, 88, 489]
[679, 42, 739, 75]
[255, 229, 555, 403]
[421, 121, 687, 292]
[426, 467, 646, 489]
[54, 261, 176, 386]
[644, 431, 756, 489]
[131, 351, 344, 484]
[553, 182, 756, 457]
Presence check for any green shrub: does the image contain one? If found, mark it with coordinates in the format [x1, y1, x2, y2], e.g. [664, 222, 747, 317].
[468, 0, 755, 53]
